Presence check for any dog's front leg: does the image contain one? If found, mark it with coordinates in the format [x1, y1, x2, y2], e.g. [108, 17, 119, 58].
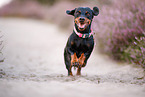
[68, 53, 79, 76]
[77, 53, 86, 75]
[71, 53, 79, 67]
[67, 48, 79, 76]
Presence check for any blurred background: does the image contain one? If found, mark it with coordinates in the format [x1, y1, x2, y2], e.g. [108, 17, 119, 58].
[0, 0, 145, 97]
[0, 0, 144, 69]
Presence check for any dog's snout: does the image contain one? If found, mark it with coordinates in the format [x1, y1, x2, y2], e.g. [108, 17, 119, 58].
[79, 17, 85, 22]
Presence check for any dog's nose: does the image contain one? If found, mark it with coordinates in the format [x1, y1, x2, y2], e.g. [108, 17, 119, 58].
[79, 17, 85, 22]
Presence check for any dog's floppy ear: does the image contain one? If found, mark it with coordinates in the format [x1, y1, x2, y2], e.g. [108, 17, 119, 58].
[66, 8, 76, 16]
[92, 7, 99, 16]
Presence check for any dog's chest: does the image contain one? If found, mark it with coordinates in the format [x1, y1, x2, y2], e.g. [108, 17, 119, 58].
[71, 37, 93, 52]
[75, 39, 86, 47]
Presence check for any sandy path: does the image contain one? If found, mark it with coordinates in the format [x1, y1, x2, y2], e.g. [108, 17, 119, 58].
[0, 18, 145, 97]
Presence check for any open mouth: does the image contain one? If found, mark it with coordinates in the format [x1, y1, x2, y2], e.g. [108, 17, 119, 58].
[75, 17, 91, 31]
[78, 22, 86, 30]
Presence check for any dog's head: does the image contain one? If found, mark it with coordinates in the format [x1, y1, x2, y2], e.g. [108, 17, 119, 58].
[66, 7, 99, 31]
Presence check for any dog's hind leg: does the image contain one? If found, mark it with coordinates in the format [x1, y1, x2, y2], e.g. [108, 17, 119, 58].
[64, 49, 73, 76]
[65, 60, 73, 76]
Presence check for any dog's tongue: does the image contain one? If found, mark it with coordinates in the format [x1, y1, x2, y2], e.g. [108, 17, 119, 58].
[79, 23, 85, 29]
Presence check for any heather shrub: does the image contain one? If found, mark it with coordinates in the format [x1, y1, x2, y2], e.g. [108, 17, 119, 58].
[94, 0, 145, 68]
[124, 37, 145, 68]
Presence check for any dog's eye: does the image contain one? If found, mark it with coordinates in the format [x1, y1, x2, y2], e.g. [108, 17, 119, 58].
[76, 11, 81, 15]
[85, 12, 90, 16]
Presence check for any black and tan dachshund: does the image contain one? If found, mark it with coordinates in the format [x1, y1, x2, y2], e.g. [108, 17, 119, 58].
[64, 7, 99, 76]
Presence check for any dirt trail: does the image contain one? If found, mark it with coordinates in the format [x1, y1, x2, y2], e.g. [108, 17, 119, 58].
[0, 18, 145, 97]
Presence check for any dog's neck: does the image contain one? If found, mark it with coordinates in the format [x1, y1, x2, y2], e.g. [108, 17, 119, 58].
[73, 26, 93, 38]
